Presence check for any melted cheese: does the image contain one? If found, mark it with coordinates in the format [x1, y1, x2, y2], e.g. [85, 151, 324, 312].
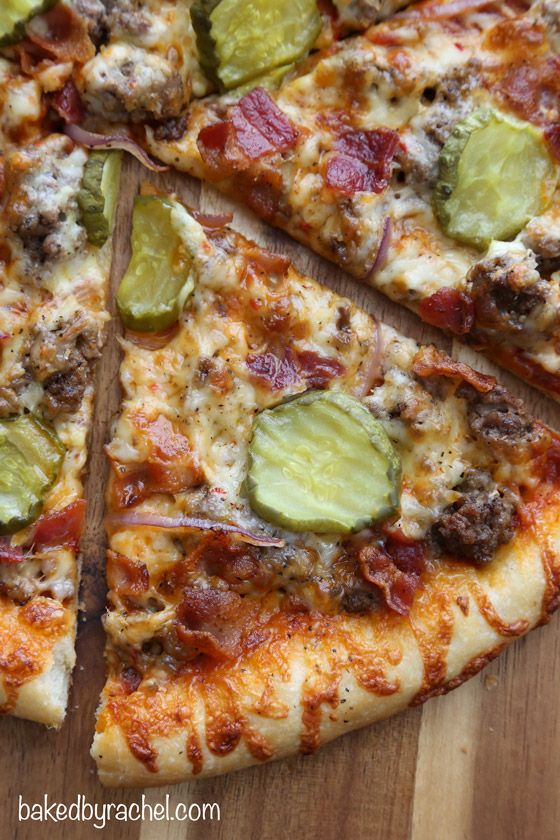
[106, 208, 526, 654]
[148, 0, 560, 383]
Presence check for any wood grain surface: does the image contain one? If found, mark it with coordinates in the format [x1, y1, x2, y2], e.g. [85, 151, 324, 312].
[2, 159, 560, 840]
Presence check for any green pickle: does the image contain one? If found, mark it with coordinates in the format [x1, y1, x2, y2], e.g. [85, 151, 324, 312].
[78, 151, 122, 248]
[434, 109, 557, 249]
[247, 390, 401, 534]
[116, 195, 194, 333]
[192, 0, 321, 91]
[0, 0, 58, 46]
[0, 414, 65, 535]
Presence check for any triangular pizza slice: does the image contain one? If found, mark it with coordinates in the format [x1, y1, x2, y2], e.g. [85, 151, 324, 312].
[147, 0, 560, 400]
[0, 54, 119, 726]
[92, 194, 560, 786]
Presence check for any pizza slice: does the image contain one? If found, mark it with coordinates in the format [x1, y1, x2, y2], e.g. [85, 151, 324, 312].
[146, 0, 560, 400]
[0, 55, 119, 725]
[92, 193, 560, 786]
[0, 0, 415, 137]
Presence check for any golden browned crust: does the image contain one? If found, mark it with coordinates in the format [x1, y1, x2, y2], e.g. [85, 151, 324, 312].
[93, 499, 560, 786]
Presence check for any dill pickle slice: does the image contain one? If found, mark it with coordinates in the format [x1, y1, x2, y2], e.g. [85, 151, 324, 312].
[434, 109, 557, 249]
[0, 0, 57, 46]
[247, 390, 401, 534]
[116, 196, 194, 333]
[78, 151, 122, 248]
[0, 414, 65, 535]
[192, 0, 321, 91]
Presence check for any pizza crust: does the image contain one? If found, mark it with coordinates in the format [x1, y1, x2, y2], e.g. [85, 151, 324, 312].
[93, 502, 560, 786]
[0, 630, 76, 728]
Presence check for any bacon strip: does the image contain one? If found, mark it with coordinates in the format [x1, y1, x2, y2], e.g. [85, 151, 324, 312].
[0, 539, 25, 565]
[326, 129, 399, 195]
[232, 87, 299, 159]
[31, 500, 86, 552]
[419, 288, 475, 335]
[50, 80, 85, 124]
[26, 5, 94, 63]
[247, 348, 344, 391]
[359, 537, 425, 616]
[110, 415, 204, 509]
[412, 346, 495, 393]
[198, 88, 299, 171]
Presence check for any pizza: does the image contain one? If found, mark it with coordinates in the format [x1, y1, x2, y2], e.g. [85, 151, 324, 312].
[146, 0, 560, 400]
[0, 0, 560, 789]
[91, 195, 560, 785]
[67, 0, 415, 131]
[0, 48, 119, 724]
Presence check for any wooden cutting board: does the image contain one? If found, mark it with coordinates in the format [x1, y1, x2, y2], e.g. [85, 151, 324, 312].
[2, 157, 560, 840]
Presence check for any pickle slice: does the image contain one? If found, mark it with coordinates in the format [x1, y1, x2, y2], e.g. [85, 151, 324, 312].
[0, 0, 57, 46]
[117, 196, 194, 333]
[192, 0, 321, 91]
[247, 390, 401, 533]
[78, 151, 122, 248]
[0, 414, 65, 535]
[434, 109, 557, 249]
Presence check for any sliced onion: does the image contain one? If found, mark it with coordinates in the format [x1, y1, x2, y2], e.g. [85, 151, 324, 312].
[366, 217, 392, 280]
[355, 320, 384, 398]
[65, 124, 169, 172]
[401, 0, 494, 18]
[105, 511, 285, 547]
[192, 211, 234, 229]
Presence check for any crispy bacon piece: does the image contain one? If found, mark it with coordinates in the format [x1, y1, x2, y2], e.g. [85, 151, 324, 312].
[50, 80, 85, 124]
[494, 55, 560, 127]
[359, 537, 425, 616]
[106, 550, 149, 598]
[247, 350, 300, 390]
[297, 350, 345, 388]
[412, 346, 495, 393]
[232, 87, 299, 158]
[198, 88, 299, 172]
[31, 500, 86, 552]
[110, 415, 204, 508]
[175, 588, 252, 661]
[190, 533, 271, 591]
[246, 245, 290, 277]
[326, 129, 399, 195]
[419, 288, 475, 335]
[26, 5, 95, 64]
[0, 539, 25, 565]
[197, 122, 236, 171]
[121, 666, 142, 695]
[247, 348, 344, 391]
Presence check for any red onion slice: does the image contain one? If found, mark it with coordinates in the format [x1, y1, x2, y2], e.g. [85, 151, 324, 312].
[192, 211, 234, 229]
[366, 217, 392, 280]
[400, 0, 494, 18]
[105, 511, 285, 547]
[65, 124, 169, 172]
[355, 320, 384, 398]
